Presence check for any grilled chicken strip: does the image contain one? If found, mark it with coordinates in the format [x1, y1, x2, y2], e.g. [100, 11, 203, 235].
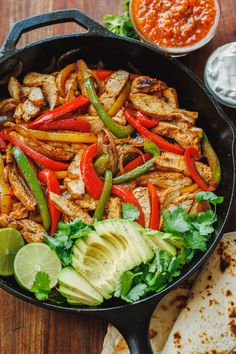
[133, 187, 151, 228]
[136, 171, 192, 188]
[8, 163, 37, 211]
[64, 150, 85, 198]
[76, 59, 95, 97]
[160, 187, 195, 213]
[23, 72, 59, 110]
[106, 197, 121, 219]
[131, 76, 167, 95]
[76, 194, 97, 211]
[28, 87, 45, 106]
[17, 219, 45, 243]
[50, 192, 93, 224]
[154, 152, 212, 183]
[129, 93, 198, 125]
[163, 87, 178, 108]
[21, 99, 40, 121]
[10, 131, 74, 161]
[152, 121, 203, 151]
[99, 70, 130, 112]
[9, 202, 29, 220]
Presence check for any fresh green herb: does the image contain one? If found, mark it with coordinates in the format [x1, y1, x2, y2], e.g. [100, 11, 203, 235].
[122, 202, 140, 221]
[116, 193, 223, 303]
[144, 140, 160, 157]
[103, 0, 138, 39]
[195, 191, 224, 206]
[114, 270, 141, 301]
[163, 207, 190, 234]
[44, 218, 94, 266]
[31, 271, 51, 301]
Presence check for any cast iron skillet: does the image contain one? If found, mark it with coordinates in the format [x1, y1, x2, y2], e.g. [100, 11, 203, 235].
[0, 9, 235, 354]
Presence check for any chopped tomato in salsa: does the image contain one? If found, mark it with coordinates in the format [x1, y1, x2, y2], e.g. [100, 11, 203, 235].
[132, 0, 217, 48]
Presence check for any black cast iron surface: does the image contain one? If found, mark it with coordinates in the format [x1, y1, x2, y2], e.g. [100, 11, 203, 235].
[0, 9, 235, 354]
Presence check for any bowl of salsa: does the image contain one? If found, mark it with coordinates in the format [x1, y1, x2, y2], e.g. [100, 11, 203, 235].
[130, 0, 221, 56]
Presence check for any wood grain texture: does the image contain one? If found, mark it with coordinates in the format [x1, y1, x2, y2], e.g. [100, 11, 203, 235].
[0, 1, 235, 353]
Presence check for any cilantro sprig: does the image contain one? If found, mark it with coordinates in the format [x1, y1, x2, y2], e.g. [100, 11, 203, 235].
[103, 0, 138, 39]
[31, 271, 51, 301]
[115, 192, 224, 303]
[44, 218, 94, 266]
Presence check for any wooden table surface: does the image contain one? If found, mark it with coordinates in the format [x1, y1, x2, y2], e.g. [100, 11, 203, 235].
[0, 1, 235, 353]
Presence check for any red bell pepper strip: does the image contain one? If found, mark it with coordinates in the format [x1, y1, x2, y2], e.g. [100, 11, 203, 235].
[134, 111, 158, 128]
[147, 181, 160, 230]
[111, 185, 145, 226]
[0, 137, 7, 149]
[80, 143, 103, 200]
[39, 118, 91, 132]
[93, 70, 113, 80]
[124, 108, 184, 155]
[2, 134, 68, 171]
[80, 144, 145, 225]
[28, 95, 90, 130]
[38, 169, 61, 235]
[117, 153, 152, 176]
[184, 147, 216, 191]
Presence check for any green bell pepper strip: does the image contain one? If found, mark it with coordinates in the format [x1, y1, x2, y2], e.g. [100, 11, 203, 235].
[113, 158, 155, 184]
[202, 133, 221, 186]
[12, 146, 51, 230]
[85, 77, 134, 138]
[113, 143, 160, 184]
[94, 154, 110, 176]
[94, 169, 113, 221]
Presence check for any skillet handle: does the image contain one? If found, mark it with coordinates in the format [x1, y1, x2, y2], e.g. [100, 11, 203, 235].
[100, 299, 160, 354]
[1, 9, 115, 55]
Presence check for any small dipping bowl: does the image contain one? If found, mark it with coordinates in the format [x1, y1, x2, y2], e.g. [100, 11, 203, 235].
[204, 42, 236, 109]
[130, 0, 221, 57]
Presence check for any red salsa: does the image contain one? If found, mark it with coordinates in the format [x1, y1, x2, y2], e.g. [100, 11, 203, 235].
[132, 0, 217, 48]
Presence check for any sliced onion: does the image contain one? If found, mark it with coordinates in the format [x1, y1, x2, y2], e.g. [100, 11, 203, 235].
[97, 131, 105, 156]
[119, 147, 144, 175]
[103, 128, 118, 175]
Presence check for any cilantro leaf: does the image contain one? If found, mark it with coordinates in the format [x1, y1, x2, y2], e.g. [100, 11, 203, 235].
[163, 207, 190, 234]
[122, 203, 140, 221]
[144, 140, 160, 157]
[103, 0, 138, 39]
[189, 210, 216, 236]
[44, 218, 94, 266]
[31, 271, 51, 301]
[126, 283, 147, 302]
[184, 231, 207, 252]
[195, 191, 224, 206]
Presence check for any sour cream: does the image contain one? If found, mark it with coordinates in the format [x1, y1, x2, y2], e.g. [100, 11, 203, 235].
[204, 42, 236, 108]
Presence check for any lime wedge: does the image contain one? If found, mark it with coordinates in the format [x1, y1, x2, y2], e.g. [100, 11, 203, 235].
[0, 228, 25, 276]
[14, 243, 62, 291]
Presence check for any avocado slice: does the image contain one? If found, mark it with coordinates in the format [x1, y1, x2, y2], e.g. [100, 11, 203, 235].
[57, 267, 103, 305]
[144, 232, 176, 256]
[118, 219, 154, 263]
[70, 219, 178, 302]
[72, 254, 114, 299]
[94, 219, 143, 267]
[58, 285, 102, 306]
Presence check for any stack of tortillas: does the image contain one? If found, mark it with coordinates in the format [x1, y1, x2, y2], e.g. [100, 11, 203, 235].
[102, 232, 236, 354]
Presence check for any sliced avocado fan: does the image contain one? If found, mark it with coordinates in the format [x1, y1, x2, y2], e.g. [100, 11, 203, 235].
[56, 219, 177, 305]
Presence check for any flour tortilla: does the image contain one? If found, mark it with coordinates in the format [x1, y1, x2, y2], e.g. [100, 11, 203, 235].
[101, 282, 193, 354]
[102, 232, 236, 354]
[162, 232, 236, 354]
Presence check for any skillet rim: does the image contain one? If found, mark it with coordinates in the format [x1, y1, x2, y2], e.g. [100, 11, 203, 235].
[0, 33, 235, 314]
